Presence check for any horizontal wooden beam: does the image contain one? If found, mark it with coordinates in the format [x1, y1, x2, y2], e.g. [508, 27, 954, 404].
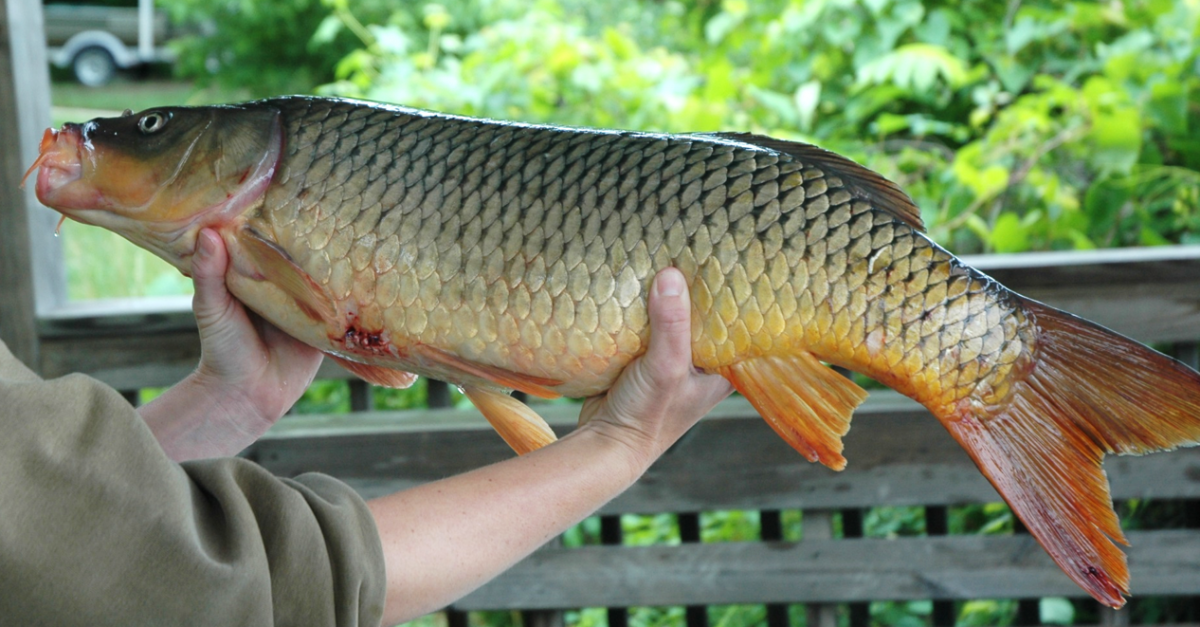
[248, 391, 1200, 512]
[36, 246, 1200, 386]
[454, 530, 1200, 609]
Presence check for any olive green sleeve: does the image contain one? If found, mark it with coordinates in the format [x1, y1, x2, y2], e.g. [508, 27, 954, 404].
[0, 342, 386, 626]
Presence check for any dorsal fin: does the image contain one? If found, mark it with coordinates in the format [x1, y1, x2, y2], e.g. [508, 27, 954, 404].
[707, 132, 925, 232]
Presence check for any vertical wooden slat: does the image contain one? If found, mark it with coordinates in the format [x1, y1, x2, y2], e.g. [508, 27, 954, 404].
[677, 513, 707, 627]
[759, 510, 790, 627]
[600, 515, 628, 627]
[428, 379, 452, 408]
[925, 506, 956, 626]
[1177, 341, 1200, 623]
[0, 0, 60, 370]
[1010, 517, 1042, 626]
[446, 608, 469, 627]
[120, 389, 140, 407]
[348, 379, 373, 412]
[839, 509, 869, 627]
[802, 510, 838, 627]
[1097, 606, 1130, 626]
[522, 609, 564, 627]
[521, 535, 566, 627]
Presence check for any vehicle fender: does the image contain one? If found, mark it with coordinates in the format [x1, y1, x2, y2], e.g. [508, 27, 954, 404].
[53, 31, 139, 68]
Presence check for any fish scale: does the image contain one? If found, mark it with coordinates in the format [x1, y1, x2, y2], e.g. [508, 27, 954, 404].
[31, 96, 1200, 607]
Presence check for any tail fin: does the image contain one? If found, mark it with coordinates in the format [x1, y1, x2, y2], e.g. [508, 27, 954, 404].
[937, 298, 1200, 608]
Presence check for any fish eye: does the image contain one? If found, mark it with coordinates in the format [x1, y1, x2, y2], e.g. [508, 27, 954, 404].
[138, 112, 169, 134]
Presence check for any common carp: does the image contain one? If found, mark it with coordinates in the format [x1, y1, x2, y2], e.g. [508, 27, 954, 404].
[25, 96, 1200, 607]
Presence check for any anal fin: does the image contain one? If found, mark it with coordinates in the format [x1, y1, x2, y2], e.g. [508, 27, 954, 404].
[328, 354, 418, 389]
[719, 353, 868, 470]
[463, 386, 558, 455]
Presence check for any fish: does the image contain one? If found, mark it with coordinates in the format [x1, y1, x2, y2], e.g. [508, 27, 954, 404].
[24, 96, 1200, 607]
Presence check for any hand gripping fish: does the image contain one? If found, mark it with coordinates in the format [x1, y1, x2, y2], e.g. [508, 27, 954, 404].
[25, 96, 1200, 607]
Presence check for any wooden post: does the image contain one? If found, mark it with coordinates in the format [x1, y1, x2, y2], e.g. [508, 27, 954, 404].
[348, 379, 374, 412]
[1011, 517, 1042, 625]
[0, 0, 61, 370]
[678, 512, 707, 627]
[428, 379, 452, 408]
[759, 510, 790, 627]
[925, 506, 956, 626]
[1176, 341, 1200, 622]
[600, 515, 629, 627]
[802, 510, 838, 627]
[839, 508, 869, 627]
[521, 532, 565, 627]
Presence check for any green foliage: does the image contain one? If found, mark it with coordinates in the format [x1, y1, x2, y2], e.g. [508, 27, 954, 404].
[310, 0, 1200, 254]
[158, 0, 397, 96]
[292, 379, 353, 414]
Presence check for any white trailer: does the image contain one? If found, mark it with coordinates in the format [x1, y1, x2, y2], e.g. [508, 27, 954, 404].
[44, 0, 176, 86]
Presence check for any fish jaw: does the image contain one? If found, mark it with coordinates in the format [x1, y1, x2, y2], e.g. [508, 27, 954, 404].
[29, 114, 285, 274]
[29, 125, 94, 209]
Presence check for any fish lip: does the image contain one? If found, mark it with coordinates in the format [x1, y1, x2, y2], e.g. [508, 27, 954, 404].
[30, 125, 91, 211]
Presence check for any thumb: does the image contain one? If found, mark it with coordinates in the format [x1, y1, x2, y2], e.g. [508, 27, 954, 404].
[641, 268, 694, 386]
[191, 229, 234, 324]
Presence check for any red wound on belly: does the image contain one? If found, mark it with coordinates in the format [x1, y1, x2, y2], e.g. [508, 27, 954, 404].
[343, 326, 389, 354]
[338, 312, 403, 358]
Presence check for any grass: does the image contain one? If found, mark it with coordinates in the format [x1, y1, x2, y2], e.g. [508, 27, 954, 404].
[49, 78, 250, 300]
[58, 221, 192, 300]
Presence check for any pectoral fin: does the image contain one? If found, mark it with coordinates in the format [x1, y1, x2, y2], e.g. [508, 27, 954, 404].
[413, 344, 563, 399]
[328, 354, 418, 389]
[463, 386, 558, 455]
[719, 353, 868, 470]
[236, 227, 336, 323]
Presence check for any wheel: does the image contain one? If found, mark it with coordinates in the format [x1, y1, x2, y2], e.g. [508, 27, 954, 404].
[72, 47, 117, 87]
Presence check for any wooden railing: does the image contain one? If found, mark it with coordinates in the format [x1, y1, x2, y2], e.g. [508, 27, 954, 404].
[25, 246, 1200, 627]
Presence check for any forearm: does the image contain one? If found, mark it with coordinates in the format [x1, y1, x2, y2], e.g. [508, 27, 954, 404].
[139, 372, 273, 461]
[368, 422, 650, 624]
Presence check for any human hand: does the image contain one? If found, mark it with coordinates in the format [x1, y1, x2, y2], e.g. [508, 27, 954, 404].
[188, 228, 324, 429]
[139, 229, 323, 460]
[576, 268, 734, 471]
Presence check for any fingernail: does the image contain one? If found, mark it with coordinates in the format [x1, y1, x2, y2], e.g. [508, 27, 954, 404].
[655, 269, 684, 297]
[196, 231, 214, 258]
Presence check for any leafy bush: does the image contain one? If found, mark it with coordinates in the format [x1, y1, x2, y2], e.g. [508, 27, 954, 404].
[314, 0, 1199, 254]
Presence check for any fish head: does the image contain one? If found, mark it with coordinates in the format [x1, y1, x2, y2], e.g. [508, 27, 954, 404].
[27, 104, 283, 273]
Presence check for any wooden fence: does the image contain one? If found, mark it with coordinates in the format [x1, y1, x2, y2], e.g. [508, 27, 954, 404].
[29, 246, 1200, 627]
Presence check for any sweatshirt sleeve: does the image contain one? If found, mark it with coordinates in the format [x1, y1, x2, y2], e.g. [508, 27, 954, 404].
[0, 342, 386, 627]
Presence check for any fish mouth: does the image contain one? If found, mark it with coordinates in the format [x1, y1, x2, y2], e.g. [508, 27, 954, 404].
[24, 125, 99, 213]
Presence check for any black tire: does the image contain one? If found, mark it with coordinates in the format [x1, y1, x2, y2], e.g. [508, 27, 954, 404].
[72, 46, 117, 87]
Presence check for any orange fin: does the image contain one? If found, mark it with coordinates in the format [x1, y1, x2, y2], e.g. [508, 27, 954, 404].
[937, 297, 1200, 609]
[707, 132, 924, 232]
[237, 226, 336, 323]
[413, 344, 563, 400]
[463, 386, 558, 455]
[719, 353, 868, 470]
[328, 354, 418, 389]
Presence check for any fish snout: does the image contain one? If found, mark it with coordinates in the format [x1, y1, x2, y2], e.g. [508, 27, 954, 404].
[26, 124, 94, 210]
